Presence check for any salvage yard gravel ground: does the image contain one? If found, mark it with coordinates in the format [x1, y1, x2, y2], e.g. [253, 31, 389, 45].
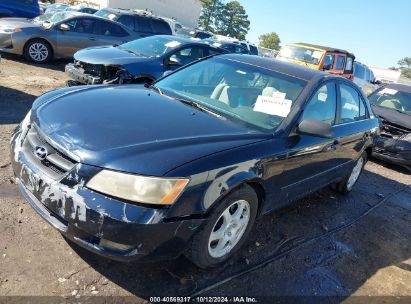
[0, 54, 410, 302]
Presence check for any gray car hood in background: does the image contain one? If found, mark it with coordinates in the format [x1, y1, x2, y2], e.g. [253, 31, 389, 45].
[0, 18, 41, 29]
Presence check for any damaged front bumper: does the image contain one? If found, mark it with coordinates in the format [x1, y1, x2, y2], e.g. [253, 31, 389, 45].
[372, 135, 411, 166]
[65, 63, 102, 85]
[65, 62, 132, 86]
[10, 125, 205, 262]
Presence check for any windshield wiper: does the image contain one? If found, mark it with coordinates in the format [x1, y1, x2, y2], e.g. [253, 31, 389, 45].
[175, 97, 222, 117]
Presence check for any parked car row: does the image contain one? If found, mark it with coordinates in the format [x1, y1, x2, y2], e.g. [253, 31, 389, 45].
[0, 11, 140, 63]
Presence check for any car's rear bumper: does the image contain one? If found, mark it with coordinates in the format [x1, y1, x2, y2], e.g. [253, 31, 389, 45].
[65, 63, 102, 85]
[10, 125, 206, 262]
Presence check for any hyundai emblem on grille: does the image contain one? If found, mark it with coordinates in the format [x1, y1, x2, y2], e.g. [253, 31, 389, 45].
[35, 146, 48, 160]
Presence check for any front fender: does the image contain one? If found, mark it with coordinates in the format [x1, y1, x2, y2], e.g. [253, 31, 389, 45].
[203, 161, 264, 210]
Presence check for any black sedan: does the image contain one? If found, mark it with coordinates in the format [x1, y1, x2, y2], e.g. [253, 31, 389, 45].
[65, 35, 226, 86]
[10, 55, 379, 268]
[369, 83, 411, 168]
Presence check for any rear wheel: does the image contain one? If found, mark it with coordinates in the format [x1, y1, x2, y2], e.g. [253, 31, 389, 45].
[24, 39, 52, 63]
[187, 185, 258, 268]
[333, 152, 367, 194]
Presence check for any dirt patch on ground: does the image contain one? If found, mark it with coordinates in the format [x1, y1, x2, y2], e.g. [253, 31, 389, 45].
[0, 55, 410, 302]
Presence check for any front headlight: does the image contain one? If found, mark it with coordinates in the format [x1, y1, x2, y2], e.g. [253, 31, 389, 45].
[21, 110, 31, 133]
[87, 170, 189, 205]
[0, 27, 22, 34]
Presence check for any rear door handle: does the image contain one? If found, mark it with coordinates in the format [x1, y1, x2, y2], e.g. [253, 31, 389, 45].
[89, 37, 96, 41]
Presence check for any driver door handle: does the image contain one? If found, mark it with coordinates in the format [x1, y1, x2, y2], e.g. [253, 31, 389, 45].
[89, 37, 96, 41]
[327, 139, 340, 152]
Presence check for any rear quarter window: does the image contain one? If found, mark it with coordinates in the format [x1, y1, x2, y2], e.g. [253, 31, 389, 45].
[134, 16, 152, 33]
[151, 19, 172, 34]
[117, 15, 134, 30]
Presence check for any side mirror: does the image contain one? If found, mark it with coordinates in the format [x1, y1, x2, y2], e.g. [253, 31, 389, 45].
[371, 79, 381, 85]
[322, 63, 332, 71]
[59, 23, 70, 31]
[165, 55, 183, 67]
[297, 119, 333, 138]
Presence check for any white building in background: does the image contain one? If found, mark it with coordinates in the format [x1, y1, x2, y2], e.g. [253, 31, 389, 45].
[74, 0, 202, 28]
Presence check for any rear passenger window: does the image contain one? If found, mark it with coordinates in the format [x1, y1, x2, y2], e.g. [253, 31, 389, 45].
[303, 82, 337, 125]
[339, 84, 367, 123]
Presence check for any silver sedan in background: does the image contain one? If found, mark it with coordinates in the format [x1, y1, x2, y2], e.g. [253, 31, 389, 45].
[0, 12, 138, 63]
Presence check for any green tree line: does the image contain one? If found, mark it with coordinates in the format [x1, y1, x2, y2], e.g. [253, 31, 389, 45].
[198, 0, 250, 40]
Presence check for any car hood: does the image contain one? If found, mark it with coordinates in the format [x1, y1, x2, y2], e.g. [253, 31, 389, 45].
[371, 105, 411, 130]
[74, 46, 151, 65]
[32, 86, 271, 176]
[0, 18, 40, 29]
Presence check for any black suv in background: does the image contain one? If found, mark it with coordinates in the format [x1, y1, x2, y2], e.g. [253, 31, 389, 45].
[95, 8, 172, 37]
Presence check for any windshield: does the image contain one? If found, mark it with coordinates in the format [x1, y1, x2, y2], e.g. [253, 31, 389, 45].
[46, 3, 68, 11]
[279, 45, 324, 65]
[32, 12, 76, 25]
[119, 36, 184, 58]
[369, 87, 411, 115]
[155, 57, 306, 131]
[95, 9, 120, 21]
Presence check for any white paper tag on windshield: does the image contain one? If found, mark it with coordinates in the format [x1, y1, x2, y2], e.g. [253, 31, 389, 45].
[165, 41, 181, 48]
[379, 88, 398, 95]
[253, 95, 292, 117]
[108, 13, 117, 20]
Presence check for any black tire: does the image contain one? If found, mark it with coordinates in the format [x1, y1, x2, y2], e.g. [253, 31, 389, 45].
[187, 184, 258, 268]
[333, 152, 367, 194]
[24, 39, 53, 63]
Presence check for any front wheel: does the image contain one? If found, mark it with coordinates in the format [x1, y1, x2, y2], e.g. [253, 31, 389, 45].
[24, 39, 52, 63]
[187, 185, 258, 268]
[333, 152, 367, 194]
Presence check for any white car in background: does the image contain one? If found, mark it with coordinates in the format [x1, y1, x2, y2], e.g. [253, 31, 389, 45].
[353, 61, 380, 95]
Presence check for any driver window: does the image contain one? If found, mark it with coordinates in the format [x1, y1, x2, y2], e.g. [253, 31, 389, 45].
[72, 18, 96, 34]
[302, 82, 337, 125]
[171, 47, 205, 66]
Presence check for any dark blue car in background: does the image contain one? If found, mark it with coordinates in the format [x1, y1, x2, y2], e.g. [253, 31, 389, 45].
[65, 35, 226, 85]
[0, 0, 40, 18]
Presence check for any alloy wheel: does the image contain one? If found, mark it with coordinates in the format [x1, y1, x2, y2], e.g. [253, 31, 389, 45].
[208, 199, 251, 258]
[28, 43, 49, 62]
[347, 156, 364, 190]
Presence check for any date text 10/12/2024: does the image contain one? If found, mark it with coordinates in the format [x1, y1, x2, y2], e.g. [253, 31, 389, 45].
[149, 296, 258, 303]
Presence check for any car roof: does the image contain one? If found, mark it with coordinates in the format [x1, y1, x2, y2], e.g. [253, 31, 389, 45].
[290, 43, 355, 58]
[385, 83, 411, 93]
[218, 54, 325, 81]
[154, 35, 214, 46]
[99, 7, 164, 20]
